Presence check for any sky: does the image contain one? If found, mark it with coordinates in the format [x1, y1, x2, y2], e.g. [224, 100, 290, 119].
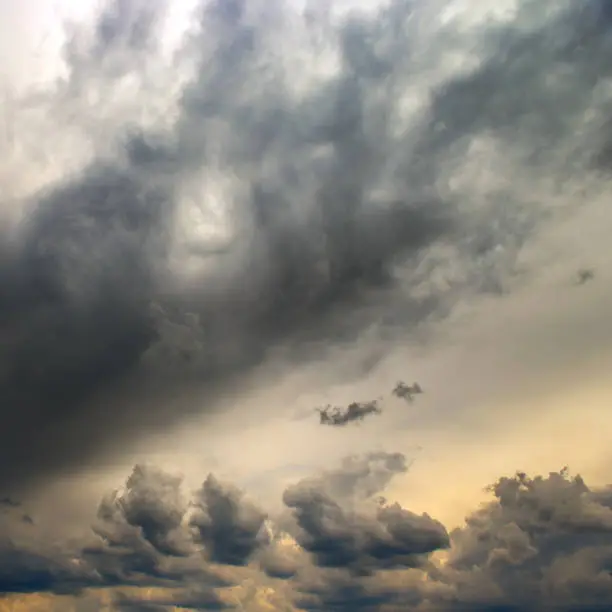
[1, 0, 612, 610]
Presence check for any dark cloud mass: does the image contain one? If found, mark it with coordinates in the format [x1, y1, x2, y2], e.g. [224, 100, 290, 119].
[95, 464, 189, 557]
[2, 0, 612, 492]
[285, 462, 612, 611]
[5, 454, 612, 610]
[282, 452, 448, 574]
[189, 474, 269, 566]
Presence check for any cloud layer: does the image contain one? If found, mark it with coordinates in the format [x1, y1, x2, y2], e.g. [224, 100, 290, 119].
[3, 0, 612, 493]
[4, 452, 612, 611]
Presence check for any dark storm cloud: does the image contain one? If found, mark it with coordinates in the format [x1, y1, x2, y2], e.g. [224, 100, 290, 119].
[428, 469, 612, 611]
[80, 465, 254, 598]
[0, 0, 449, 494]
[0, 544, 93, 595]
[95, 464, 190, 557]
[3, 0, 612, 493]
[280, 464, 612, 612]
[282, 451, 448, 575]
[0, 464, 232, 606]
[6, 455, 612, 610]
[283, 487, 448, 573]
[190, 474, 269, 566]
[4, 453, 431, 608]
[260, 452, 415, 581]
[292, 570, 427, 612]
[293, 574, 406, 612]
[6, 454, 427, 606]
[0, 163, 170, 492]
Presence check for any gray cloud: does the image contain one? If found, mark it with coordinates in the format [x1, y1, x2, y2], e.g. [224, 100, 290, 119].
[190, 474, 269, 566]
[0, 0, 450, 494]
[279, 451, 449, 611]
[391, 381, 423, 404]
[0, 463, 232, 606]
[82, 485, 229, 596]
[278, 463, 612, 612]
[5, 454, 612, 610]
[95, 464, 190, 558]
[291, 569, 427, 612]
[3, 0, 612, 495]
[428, 469, 612, 611]
[283, 486, 448, 574]
[0, 543, 94, 595]
[4, 453, 428, 606]
[317, 400, 382, 427]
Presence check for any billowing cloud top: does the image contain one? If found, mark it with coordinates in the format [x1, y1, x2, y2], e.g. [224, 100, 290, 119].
[4, 453, 612, 611]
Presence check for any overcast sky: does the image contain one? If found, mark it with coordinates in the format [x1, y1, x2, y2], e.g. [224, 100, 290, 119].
[2, 0, 612, 610]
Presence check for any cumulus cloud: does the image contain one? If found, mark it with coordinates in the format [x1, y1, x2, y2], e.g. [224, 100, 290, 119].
[6, 454, 429, 606]
[277, 461, 612, 611]
[189, 474, 269, 566]
[276, 452, 447, 609]
[0, 454, 406, 605]
[3, 0, 612, 494]
[0, 463, 233, 607]
[429, 469, 612, 611]
[6, 454, 612, 611]
[94, 464, 191, 557]
[283, 479, 448, 575]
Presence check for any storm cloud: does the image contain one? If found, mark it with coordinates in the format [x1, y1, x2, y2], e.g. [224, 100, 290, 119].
[189, 473, 269, 566]
[5, 454, 612, 610]
[280, 460, 612, 611]
[2, 0, 612, 496]
[282, 452, 449, 574]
